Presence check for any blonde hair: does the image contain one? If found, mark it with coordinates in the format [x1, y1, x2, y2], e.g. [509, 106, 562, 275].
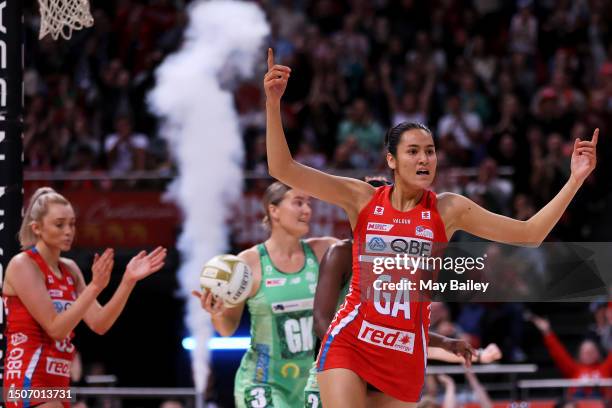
[19, 187, 71, 249]
[261, 181, 291, 230]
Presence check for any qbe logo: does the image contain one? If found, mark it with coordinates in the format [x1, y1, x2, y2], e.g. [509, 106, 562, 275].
[365, 234, 432, 256]
[357, 320, 415, 354]
[46, 357, 71, 377]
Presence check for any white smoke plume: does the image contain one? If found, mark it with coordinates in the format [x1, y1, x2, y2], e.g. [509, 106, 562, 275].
[148, 0, 269, 392]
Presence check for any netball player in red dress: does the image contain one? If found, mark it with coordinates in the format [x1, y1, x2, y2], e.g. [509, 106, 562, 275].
[3, 187, 167, 408]
[264, 48, 599, 408]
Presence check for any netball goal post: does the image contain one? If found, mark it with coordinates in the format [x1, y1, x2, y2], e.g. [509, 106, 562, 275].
[0, 0, 94, 385]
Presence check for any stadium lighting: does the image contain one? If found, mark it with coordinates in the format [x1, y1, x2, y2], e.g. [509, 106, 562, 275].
[182, 336, 251, 350]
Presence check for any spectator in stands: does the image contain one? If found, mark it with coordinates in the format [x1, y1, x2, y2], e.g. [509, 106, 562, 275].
[305, 68, 345, 157]
[463, 367, 494, 408]
[531, 315, 612, 399]
[536, 132, 572, 202]
[337, 98, 384, 152]
[531, 87, 574, 136]
[465, 158, 513, 216]
[459, 72, 491, 124]
[437, 93, 483, 166]
[430, 302, 471, 344]
[509, 0, 538, 56]
[381, 60, 435, 127]
[333, 14, 369, 82]
[295, 141, 327, 169]
[466, 35, 496, 88]
[588, 300, 612, 352]
[420, 374, 456, 408]
[104, 115, 149, 174]
[336, 98, 385, 167]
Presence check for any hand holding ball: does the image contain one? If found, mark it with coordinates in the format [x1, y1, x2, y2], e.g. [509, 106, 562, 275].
[200, 254, 253, 307]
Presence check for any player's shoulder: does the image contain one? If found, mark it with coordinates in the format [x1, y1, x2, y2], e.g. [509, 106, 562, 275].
[319, 238, 352, 253]
[60, 256, 78, 267]
[59, 257, 81, 274]
[305, 236, 341, 261]
[6, 252, 42, 288]
[329, 238, 352, 252]
[306, 236, 339, 246]
[8, 252, 36, 271]
[236, 246, 261, 269]
[436, 191, 467, 203]
[335, 238, 352, 247]
[436, 192, 470, 214]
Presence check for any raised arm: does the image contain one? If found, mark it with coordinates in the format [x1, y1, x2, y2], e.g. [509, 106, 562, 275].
[380, 61, 399, 113]
[6, 250, 114, 341]
[428, 343, 502, 364]
[264, 48, 373, 225]
[465, 369, 493, 408]
[313, 240, 353, 339]
[440, 129, 599, 246]
[531, 315, 579, 377]
[437, 375, 457, 408]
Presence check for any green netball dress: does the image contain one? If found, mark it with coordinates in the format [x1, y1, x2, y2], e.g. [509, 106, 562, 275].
[234, 241, 319, 408]
[303, 276, 351, 408]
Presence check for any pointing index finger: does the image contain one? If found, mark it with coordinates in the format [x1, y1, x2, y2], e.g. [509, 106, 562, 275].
[267, 48, 274, 70]
[592, 128, 599, 146]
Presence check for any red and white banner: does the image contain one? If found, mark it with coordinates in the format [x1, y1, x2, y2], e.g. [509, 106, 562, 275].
[24, 184, 351, 249]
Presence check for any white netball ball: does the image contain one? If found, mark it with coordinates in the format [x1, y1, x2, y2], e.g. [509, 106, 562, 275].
[200, 254, 253, 307]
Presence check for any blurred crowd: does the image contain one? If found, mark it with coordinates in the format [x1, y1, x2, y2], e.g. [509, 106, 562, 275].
[24, 0, 612, 239]
[22, 0, 612, 402]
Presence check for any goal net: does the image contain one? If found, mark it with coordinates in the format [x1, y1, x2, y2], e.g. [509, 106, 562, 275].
[38, 0, 94, 40]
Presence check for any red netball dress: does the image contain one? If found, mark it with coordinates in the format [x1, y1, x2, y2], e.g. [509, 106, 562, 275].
[3, 248, 78, 408]
[317, 185, 447, 402]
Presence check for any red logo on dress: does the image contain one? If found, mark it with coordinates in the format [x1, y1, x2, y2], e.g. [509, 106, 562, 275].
[46, 357, 71, 377]
[357, 320, 415, 354]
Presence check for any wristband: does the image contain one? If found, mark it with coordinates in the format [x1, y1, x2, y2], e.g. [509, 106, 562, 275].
[476, 348, 483, 363]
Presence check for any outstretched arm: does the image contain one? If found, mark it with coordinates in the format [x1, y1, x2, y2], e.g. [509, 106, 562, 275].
[428, 343, 502, 364]
[440, 129, 598, 246]
[72, 247, 167, 335]
[429, 332, 474, 366]
[265, 48, 373, 225]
